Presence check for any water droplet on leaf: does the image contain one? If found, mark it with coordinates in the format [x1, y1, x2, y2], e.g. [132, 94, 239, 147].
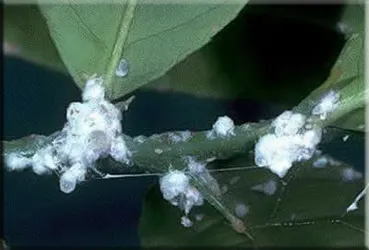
[115, 58, 129, 77]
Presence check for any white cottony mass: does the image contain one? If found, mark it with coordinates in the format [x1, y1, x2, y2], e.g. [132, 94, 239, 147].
[159, 166, 206, 228]
[312, 90, 340, 120]
[159, 169, 204, 215]
[5, 76, 131, 194]
[206, 116, 235, 139]
[254, 111, 322, 178]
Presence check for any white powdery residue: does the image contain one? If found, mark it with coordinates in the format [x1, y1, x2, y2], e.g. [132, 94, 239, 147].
[170, 131, 192, 143]
[312, 90, 340, 120]
[341, 168, 363, 182]
[251, 179, 277, 195]
[181, 216, 193, 228]
[5, 153, 32, 171]
[179, 131, 192, 141]
[312, 156, 329, 168]
[235, 203, 249, 218]
[207, 116, 235, 139]
[254, 111, 322, 178]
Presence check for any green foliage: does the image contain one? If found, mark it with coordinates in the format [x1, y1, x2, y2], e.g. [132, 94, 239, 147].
[34, 1, 247, 99]
[138, 6, 366, 247]
[295, 5, 365, 132]
[4, 5, 66, 72]
[146, 5, 345, 105]
[139, 155, 365, 247]
[3, 3, 366, 248]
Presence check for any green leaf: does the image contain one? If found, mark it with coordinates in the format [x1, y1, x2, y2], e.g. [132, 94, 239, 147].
[146, 5, 345, 105]
[36, 1, 248, 99]
[295, 5, 365, 132]
[333, 108, 365, 132]
[4, 5, 66, 72]
[139, 154, 365, 247]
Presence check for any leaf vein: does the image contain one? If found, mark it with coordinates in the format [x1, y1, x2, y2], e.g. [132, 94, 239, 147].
[65, 0, 109, 51]
[125, 1, 229, 50]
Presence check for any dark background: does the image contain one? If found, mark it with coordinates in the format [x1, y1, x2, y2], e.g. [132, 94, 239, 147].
[3, 4, 365, 247]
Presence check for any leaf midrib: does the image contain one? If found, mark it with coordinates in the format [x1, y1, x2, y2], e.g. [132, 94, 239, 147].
[104, 0, 138, 100]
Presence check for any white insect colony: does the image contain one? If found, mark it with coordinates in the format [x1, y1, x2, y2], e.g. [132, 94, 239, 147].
[5, 153, 32, 171]
[312, 90, 340, 120]
[186, 156, 206, 173]
[206, 116, 235, 139]
[5, 76, 131, 194]
[159, 158, 220, 228]
[181, 216, 193, 228]
[31, 146, 58, 175]
[254, 111, 322, 178]
[169, 131, 192, 143]
[159, 169, 204, 227]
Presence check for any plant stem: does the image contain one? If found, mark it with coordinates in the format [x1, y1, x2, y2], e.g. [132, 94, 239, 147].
[104, 0, 138, 100]
[125, 122, 270, 172]
[2, 87, 364, 237]
[2, 122, 270, 174]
